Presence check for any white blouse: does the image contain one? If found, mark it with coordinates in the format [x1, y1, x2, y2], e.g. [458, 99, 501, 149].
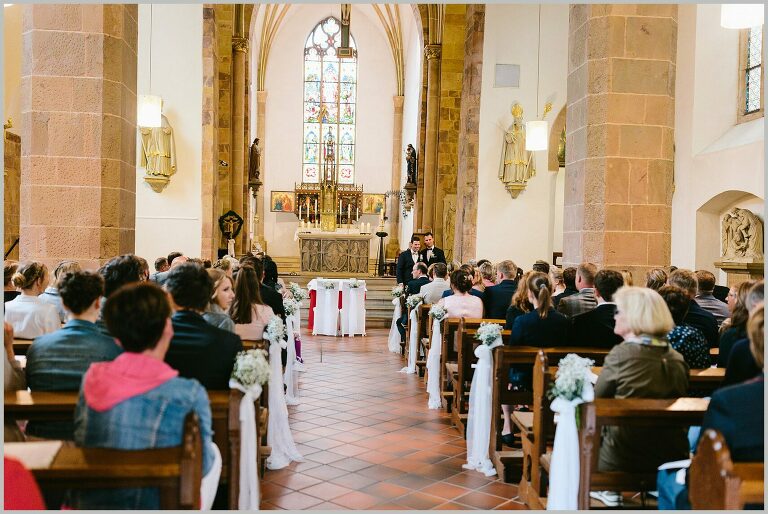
[4, 295, 60, 339]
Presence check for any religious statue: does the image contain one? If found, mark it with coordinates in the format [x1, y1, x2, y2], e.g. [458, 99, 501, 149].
[722, 207, 764, 260]
[557, 126, 566, 168]
[498, 103, 535, 198]
[140, 114, 177, 193]
[248, 137, 261, 191]
[218, 210, 244, 240]
[405, 144, 417, 184]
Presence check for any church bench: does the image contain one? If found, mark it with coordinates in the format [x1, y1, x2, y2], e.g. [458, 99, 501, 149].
[5, 411, 202, 509]
[404, 303, 431, 377]
[12, 338, 32, 355]
[5, 389, 262, 509]
[690, 429, 764, 510]
[576, 397, 709, 509]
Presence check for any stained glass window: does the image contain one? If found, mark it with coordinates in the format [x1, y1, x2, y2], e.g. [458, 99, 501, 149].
[303, 17, 357, 184]
[745, 26, 762, 114]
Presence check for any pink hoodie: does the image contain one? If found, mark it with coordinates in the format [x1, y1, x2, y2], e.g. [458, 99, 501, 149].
[83, 352, 179, 412]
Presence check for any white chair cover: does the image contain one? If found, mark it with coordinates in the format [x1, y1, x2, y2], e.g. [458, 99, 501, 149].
[426, 318, 443, 409]
[284, 316, 300, 405]
[265, 337, 303, 470]
[312, 283, 339, 336]
[340, 282, 366, 336]
[463, 337, 503, 477]
[387, 298, 402, 353]
[546, 382, 595, 510]
[399, 307, 419, 374]
[228, 380, 262, 510]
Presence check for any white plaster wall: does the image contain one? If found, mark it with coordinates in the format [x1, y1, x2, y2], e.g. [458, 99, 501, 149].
[672, 4, 765, 278]
[3, 4, 23, 131]
[476, 4, 568, 270]
[135, 4, 203, 260]
[253, 5, 406, 259]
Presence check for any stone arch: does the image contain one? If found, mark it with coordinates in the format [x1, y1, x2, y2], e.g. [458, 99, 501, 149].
[548, 105, 566, 172]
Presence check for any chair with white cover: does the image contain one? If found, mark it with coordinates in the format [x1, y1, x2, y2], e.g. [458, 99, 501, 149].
[312, 281, 339, 336]
[340, 280, 366, 337]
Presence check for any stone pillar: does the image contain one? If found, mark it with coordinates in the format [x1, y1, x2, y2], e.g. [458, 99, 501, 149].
[454, 5, 484, 263]
[254, 89, 267, 252]
[564, 4, 677, 278]
[231, 34, 248, 255]
[201, 5, 219, 261]
[386, 95, 404, 259]
[421, 44, 441, 232]
[20, 4, 138, 270]
[4, 130, 21, 260]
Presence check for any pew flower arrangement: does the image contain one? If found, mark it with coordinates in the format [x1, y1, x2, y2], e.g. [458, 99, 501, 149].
[231, 349, 271, 387]
[474, 322, 503, 346]
[288, 282, 308, 301]
[405, 294, 425, 309]
[263, 316, 287, 349]
[547, 353, 595, 402]
[348, 278, 362, 288]
[320, 279, 336, 290]
[429, 304, 447, 321]
[391, 284, 404, 298]
[283, 298, 299, 317]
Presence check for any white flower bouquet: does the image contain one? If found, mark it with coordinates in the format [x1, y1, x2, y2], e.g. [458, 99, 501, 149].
[429, 304, 448, 321]
[391, 284, 404, 298]
[348, 278, 362, 288]
[548, 353, 595, 402]
[320, 279, 336, 290]
[283, 298, 299, 316]
[231, 349, 270, 387]
[263, 315, 287, 348]
[474, 322, 503, 346]
[405, 294, 425, 309]
[288, 282, 308, 301]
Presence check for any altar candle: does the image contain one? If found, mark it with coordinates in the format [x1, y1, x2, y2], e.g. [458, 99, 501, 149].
[314, 199, 317, 216]
[347, 204, 351, 222]
[356, 207, 359, 220]
[299, 204, 302, 220]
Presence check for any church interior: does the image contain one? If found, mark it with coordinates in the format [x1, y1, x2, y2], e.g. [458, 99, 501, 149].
[2, 2, 765, 511]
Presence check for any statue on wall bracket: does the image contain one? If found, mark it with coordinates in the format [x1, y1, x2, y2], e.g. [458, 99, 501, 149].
[405, 144, 417, 185]
[219, 210, 244, 258]
[248, 137, 262, 197]
[715, 207, 764, 286]
[498, 103, 535, 199]
[139, 114, 177, 193]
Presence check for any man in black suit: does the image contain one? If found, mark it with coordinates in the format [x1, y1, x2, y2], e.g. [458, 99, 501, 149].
[483, 260, 518, 319]
[669, 269, 719, 348]
[163, 262, 243, 390]
[397, 262, 430, 340]
[553, 266, 578, 308]
[419, 232, 446, 266]
[396, 235, 423, 286]
[570, 269, 624, 348]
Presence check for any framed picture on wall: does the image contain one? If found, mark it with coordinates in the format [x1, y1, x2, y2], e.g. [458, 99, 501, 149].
[270, 191, 296, 213]
[362, 193, 385, 214]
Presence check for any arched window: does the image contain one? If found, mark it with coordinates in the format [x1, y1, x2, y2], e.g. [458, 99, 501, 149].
[738, 26, 763, 123]
[302, 17, 357, 184]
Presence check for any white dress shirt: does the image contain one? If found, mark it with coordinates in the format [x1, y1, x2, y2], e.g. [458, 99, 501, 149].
[421, 278, 451, 305]
[4, 294, 61, 339]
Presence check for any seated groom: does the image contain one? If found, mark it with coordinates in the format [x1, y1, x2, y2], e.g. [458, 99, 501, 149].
[570, 269, 624, 348]
[419, 232, 446, 266]
[482, 260, 518, 319]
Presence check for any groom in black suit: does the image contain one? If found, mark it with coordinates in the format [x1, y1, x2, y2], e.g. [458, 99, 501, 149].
[396, 235, 423, 285]
[419, 232, 446, 267]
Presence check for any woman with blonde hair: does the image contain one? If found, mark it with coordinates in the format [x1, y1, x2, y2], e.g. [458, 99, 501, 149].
[550, 266, 565, 298]
[478, 261, 496, 290]
[4, 262, 60, 339]
[645, 268, 667, 291]
[203, 268, 236, 333]
[718, 280, 756, 367]
[504, 271, 533, 329]
[590, 286, 689, 507]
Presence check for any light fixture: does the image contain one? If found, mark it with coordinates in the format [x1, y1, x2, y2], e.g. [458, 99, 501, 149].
[720, 4, 764, 29]
[526, 5, 549, 152]
[137, 6, 162, 127]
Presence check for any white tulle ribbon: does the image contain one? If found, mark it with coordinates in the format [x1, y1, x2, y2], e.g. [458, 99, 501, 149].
[313, 287, 338, 336]
[426, 318, 443, 409]
[228, 379, 262, 510]
[399, 307, 419, 374]
[463, 337, 503, 477]
[387, 298, 402, 353]
[264, 334, 303, 470]
[546, 382, 595, 510]
[284, 316, 300, 405]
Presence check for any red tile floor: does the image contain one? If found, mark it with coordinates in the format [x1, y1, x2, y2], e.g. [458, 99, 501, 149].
[261, 329, 527, 510]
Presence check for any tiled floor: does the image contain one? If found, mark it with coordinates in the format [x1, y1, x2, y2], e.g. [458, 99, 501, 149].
[261, 329, 526, 510]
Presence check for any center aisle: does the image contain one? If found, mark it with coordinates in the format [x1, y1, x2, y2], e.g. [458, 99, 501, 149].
[261, 328, 525, 510]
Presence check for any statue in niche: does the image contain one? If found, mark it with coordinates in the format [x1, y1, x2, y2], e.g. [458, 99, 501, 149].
[722, 207, 764, 260]
[405, 144, 417, 185]
[248, 137, 261, 191]
[499, 103, 535, 184]
[140, 114, 177, 193]
[557, 126, 566, 168]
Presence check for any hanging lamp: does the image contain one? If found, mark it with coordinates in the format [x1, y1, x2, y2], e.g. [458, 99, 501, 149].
[525, 5, 548, 151]
[138, 5, 162, 127]
[720, 4, 764, 29]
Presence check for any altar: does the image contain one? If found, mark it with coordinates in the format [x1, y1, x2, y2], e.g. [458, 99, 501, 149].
[298, 232, 373, 273]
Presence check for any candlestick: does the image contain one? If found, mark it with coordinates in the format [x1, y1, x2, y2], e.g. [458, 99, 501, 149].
[347, 204, 351, 223]
[356, 207, 359, 220]
[314, 199, 317, 217]
[299, 204, 302, 220]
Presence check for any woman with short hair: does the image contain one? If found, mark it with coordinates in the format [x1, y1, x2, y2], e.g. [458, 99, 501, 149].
[4, 262, 60, 339]
[203, 268, 236, 333]
[658, 285, 710, 369]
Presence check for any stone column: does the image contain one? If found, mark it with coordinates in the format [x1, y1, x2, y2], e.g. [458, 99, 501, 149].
[201, 5, 219, 261]
[386, 95, 404, 258]
[564, 4, 677, 278]
[421, 44, 442, 232]
[231, 34, 248, 255]
[4, 130, 21, 260]
[20, 4, 138, 270]
[254, 89, 268, 252]
[453, 5, 484, 263]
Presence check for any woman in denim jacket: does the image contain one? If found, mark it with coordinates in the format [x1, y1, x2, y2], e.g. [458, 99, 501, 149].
[72, 282, 221, 510]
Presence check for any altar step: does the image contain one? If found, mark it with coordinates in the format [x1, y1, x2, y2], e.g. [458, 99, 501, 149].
[272, 256, 384, 276]
[279, 273, 398, 329]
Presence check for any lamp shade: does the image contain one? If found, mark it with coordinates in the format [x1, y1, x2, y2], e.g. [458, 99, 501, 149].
[720, 4, 764, 29]
[137, 95, 162, 127]
[525, 120, 548, 151]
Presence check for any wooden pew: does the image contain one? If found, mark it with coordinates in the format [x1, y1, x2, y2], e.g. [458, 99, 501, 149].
[690, 429, 764, 510]
[12, 338, 33, 356]
[5, 411, 202, 509]
[5, 389, 261, 509]
[577, 397, 709, 509]
[404, 303, 430, 377]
